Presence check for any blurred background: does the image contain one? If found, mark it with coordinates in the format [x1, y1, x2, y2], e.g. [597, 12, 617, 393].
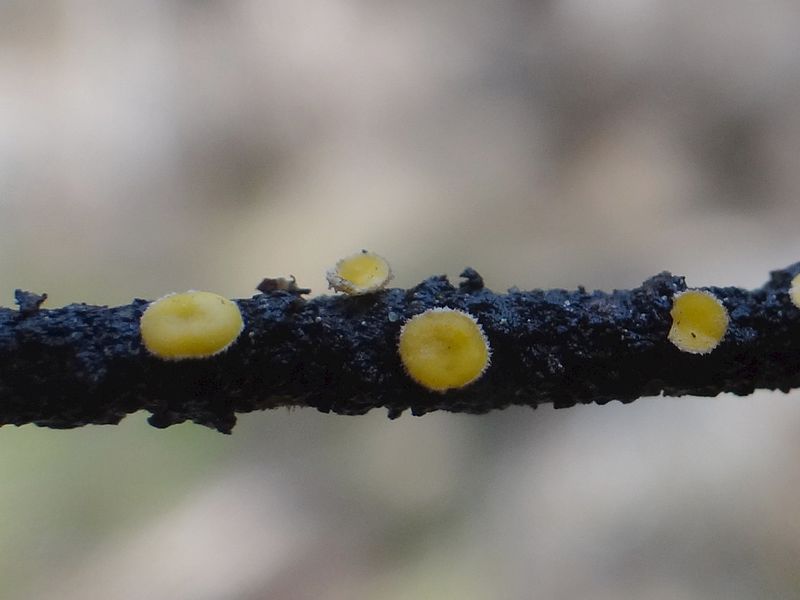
[2, 1, 800, 598]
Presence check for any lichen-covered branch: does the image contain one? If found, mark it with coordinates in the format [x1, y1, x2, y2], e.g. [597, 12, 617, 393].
[2, 264, 800, 433]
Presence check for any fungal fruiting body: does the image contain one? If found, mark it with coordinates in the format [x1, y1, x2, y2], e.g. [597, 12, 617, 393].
[668, 289, 729, 354]
[140, 291, 244, 360]
[327, 250, 393, 295]
[398, 308, 491, 392]
[790, 274, 800, 308]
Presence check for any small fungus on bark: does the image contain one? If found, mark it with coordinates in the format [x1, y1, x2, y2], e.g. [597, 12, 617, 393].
[398, 307, 491, 392]
[326, 250, 393, 295]
[668, 289, 729, 354]
[140, 291, 244, 360]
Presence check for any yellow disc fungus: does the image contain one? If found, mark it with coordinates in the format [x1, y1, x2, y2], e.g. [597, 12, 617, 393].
[327, 250, 393, 295]
[668, 290, 729, 354]
[398, 308, 491, 392]
[790, 274, 800, 308]
[140, 291, 244, 360]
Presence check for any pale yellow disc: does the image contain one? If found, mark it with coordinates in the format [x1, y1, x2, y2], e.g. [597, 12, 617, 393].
[398, 308, 491, 392]
[140, 291, 244, 360]
[668, 290, 728, 354]
[327, 251, 393, 295]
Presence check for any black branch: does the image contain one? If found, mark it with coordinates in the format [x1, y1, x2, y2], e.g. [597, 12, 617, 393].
[2, 264, 800, 433]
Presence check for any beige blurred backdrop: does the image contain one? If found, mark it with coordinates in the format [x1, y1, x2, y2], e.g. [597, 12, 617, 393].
[2, 1, 800, 598]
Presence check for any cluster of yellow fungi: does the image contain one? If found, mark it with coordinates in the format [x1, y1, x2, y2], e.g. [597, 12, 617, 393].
[139, 250, 492, 393]
[137, 254, 799, 390]
[326, 251, 491, 391]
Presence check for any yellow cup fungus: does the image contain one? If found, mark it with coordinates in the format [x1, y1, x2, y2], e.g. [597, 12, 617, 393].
[398, 308, 491, 392]
[668, 289, 729, 354]
[327, 250, 393, 295]
[790, 274, 800, 308]
[140, 291, 244, 360]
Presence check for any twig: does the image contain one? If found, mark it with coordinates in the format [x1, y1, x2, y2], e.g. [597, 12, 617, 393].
[2, 264, 799, 433]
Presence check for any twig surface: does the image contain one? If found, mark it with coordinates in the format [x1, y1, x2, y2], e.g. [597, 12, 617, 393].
[2, 264, 799, 433]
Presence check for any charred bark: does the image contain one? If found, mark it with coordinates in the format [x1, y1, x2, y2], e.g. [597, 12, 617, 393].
[1, 264, 799, 433]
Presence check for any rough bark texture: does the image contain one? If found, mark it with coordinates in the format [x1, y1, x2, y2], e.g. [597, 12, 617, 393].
[2, 264, 800, 433]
